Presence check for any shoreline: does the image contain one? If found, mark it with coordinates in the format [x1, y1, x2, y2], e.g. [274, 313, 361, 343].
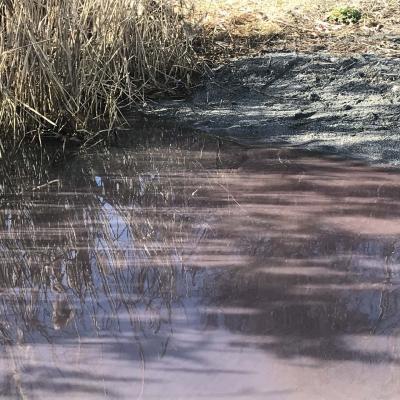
[144, 52, 400, 166]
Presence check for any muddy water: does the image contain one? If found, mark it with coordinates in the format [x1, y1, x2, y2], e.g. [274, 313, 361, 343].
[1, 126, 400, 399]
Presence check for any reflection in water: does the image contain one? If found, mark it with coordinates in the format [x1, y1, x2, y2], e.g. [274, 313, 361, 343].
[1, 126, 400, 399]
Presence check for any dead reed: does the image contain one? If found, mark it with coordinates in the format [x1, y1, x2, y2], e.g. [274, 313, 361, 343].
[0, 0, 196, 142]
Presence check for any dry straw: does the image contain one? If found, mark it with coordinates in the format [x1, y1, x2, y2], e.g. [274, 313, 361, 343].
[0, 0, 196, 142]
[191, 0, 400, 59]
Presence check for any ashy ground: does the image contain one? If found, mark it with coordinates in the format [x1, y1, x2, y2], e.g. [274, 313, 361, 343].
[146, 1, 400, 165]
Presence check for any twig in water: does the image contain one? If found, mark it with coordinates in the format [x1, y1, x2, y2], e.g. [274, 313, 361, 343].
[32, 179, 60, 191]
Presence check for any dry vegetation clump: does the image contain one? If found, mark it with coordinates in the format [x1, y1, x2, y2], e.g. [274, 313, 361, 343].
[190, 0, 400, 60]
[0, 0, 197, 143]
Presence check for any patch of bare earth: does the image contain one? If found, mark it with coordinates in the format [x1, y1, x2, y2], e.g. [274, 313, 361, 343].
[148, 2, 400, 166]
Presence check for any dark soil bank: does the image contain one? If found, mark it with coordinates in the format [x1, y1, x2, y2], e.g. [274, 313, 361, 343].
[147, 53, 400, 165]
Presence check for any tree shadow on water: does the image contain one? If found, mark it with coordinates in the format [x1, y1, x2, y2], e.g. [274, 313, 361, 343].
[1, 133, 400, 396]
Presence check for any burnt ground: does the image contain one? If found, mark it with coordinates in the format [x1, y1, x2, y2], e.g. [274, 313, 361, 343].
[145, 52, 400, 165]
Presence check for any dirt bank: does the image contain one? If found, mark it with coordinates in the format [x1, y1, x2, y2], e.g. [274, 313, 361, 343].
[146, 52, 400, 165]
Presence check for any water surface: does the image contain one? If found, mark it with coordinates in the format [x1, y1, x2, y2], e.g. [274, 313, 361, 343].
[1, 125, 400, 399]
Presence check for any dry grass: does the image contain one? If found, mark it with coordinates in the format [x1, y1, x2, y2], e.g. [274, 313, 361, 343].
[190, 0, 400, 59]
[0, 0, 196, 142]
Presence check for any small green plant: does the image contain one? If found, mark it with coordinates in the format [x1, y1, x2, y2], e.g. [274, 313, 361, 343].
[328, 6, 362, 24]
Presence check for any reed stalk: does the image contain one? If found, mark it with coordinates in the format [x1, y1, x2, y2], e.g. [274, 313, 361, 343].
[0, 0, 196, 141]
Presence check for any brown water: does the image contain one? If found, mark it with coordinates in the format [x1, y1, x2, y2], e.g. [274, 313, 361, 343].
[1, 126, 400, 399]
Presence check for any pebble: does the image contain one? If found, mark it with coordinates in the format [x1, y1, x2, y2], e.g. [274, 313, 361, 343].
[308, 93, 320, 102]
